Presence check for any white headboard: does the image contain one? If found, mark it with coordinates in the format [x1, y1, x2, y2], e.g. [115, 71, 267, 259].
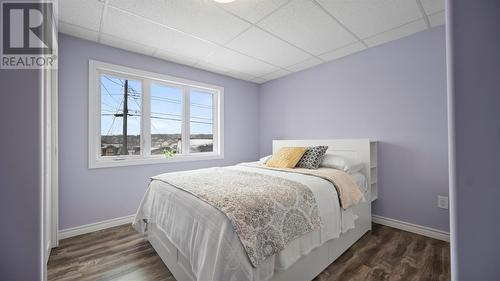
[272, 139, 374, 200]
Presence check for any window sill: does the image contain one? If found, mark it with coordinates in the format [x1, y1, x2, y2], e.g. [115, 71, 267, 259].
[89, 154, 224, 169]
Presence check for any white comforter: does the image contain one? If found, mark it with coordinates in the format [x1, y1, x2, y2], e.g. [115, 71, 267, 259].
[133, 164, 365, 281]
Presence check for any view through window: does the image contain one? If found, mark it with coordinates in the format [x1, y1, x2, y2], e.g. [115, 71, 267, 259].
[190, 90, 214, 153]
[150, 83, 183, 155]
[90, 60, 223, 168]
[100, 75, 142, 157]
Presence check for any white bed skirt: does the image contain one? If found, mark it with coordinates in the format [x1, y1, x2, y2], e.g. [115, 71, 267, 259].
[147, 199, 371, 281]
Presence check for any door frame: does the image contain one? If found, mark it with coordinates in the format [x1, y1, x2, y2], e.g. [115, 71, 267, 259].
[42, 66, 59, 265]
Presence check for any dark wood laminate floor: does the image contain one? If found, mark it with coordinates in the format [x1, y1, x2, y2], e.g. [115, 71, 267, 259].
[48, 223, 450, 281]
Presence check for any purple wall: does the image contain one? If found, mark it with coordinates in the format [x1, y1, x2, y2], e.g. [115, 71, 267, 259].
[59, 28, 450, 234]
[0, 70, 42, 279]
[448, 1, 500, 280]
[259, 26, 449, 232]
[58, 34, 260, 229]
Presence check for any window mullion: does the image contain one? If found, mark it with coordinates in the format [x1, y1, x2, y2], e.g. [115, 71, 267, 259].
[213, 91, 218, 155]
[93, 68, 101, 163]
[142, 80, 151, 157]
[182, 87, 190, 155]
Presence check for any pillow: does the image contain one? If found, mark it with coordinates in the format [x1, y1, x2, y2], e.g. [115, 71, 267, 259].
[320, 154, 346, 170]
[321, 154, 364, 174]
[259, 155, 272, 164]
[346, 162, 364, 174]
[296, 146, 328, 169]
[266, 147, 306, 168]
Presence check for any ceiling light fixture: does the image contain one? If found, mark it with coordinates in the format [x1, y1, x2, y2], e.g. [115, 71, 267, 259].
[213, 0, 235, 3]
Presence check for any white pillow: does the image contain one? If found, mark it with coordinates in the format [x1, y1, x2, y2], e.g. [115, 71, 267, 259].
[346, 162, 364, 174]
[320, 154, 364, 174]
[320, 154, 346, 170]
[259, 155, 272, 164]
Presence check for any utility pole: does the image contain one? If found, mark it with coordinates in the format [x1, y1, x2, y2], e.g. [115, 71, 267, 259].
[122, 80, 128, 155]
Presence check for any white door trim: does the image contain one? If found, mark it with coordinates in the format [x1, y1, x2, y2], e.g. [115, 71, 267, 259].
[42, 66, 59, 263]
[50, 67, 59, 249]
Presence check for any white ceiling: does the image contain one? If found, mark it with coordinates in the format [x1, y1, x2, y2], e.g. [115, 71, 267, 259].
[59, 0, 445, 84]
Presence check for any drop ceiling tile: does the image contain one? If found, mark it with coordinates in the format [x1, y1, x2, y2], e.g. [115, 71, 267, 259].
[258, 0, 357, 55]
[101, 33, 156, 56]
[420, 0, 445, 15]
[227, 27, 311, 68]
[159, 0, 250, 44]
[102, 7, 217, 61]
[216, 0, 288, 23]
[202, 47, 279, 77]
[108, 0, 168, 25]
[194, 61, 231, 75]
[225, 71, 256, 81]
[258, 69, 291, 81]
[195, 61, 230, 74]
[317, 0, 422, 39]
[364, 19, 427, 47]
[59, 0, 104, 31]
[429, 11, 445, 27]
[319, 42, 366, 61]
[251, 77, 267, 84]
[59, 22, 99, 42]
[154, 49, 199, 66]
[285, 57, 322, 72]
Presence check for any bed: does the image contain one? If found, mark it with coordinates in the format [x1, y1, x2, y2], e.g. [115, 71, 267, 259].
[133, 139, 373, 281]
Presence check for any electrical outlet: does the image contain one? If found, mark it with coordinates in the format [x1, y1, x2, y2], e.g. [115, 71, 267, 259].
[438, 196, 449, 209]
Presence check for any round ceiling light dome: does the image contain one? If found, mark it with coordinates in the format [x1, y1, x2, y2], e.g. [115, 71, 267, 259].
[214, 0, 235, 3]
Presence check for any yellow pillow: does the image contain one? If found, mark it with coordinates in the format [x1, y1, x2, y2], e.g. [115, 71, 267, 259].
[266, 147, 307, 168]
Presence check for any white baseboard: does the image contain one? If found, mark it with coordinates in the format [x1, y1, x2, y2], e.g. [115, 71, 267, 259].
[59, 215, 135, 240]
[372, 215, 450, 242]
[58, 214, 449, 243]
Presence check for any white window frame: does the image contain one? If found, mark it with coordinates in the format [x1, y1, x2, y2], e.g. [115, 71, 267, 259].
[89, 60, 224, 168]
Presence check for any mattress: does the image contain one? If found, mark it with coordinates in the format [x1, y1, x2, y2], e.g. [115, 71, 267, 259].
[133, 164, 367, 281]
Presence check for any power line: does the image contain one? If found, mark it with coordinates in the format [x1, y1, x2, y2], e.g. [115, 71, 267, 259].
[106, 117, 117, 136]
[101, 77, 214, 139]
[104, 76, 213, 108]
[100, 81, 121, 109]
[101, 102, 118, 110]
[150, 116, 213, 125]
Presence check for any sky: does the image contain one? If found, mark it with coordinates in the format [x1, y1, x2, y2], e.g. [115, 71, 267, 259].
[100, 74, 214, 136]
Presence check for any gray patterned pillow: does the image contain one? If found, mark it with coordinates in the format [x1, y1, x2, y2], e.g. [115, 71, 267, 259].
[296, 146, 328, 169]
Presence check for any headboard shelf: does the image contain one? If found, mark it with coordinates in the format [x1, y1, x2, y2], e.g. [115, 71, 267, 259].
[369, 141, 378, 201]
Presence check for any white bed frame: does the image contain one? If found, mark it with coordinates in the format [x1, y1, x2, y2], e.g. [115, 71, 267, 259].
[147, 139, 373, 281]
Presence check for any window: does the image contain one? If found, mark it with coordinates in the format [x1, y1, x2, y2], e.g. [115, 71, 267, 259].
[89, 60, 223, 168]
[100, 74, 142, 157]
[150, 83, 183, 155]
